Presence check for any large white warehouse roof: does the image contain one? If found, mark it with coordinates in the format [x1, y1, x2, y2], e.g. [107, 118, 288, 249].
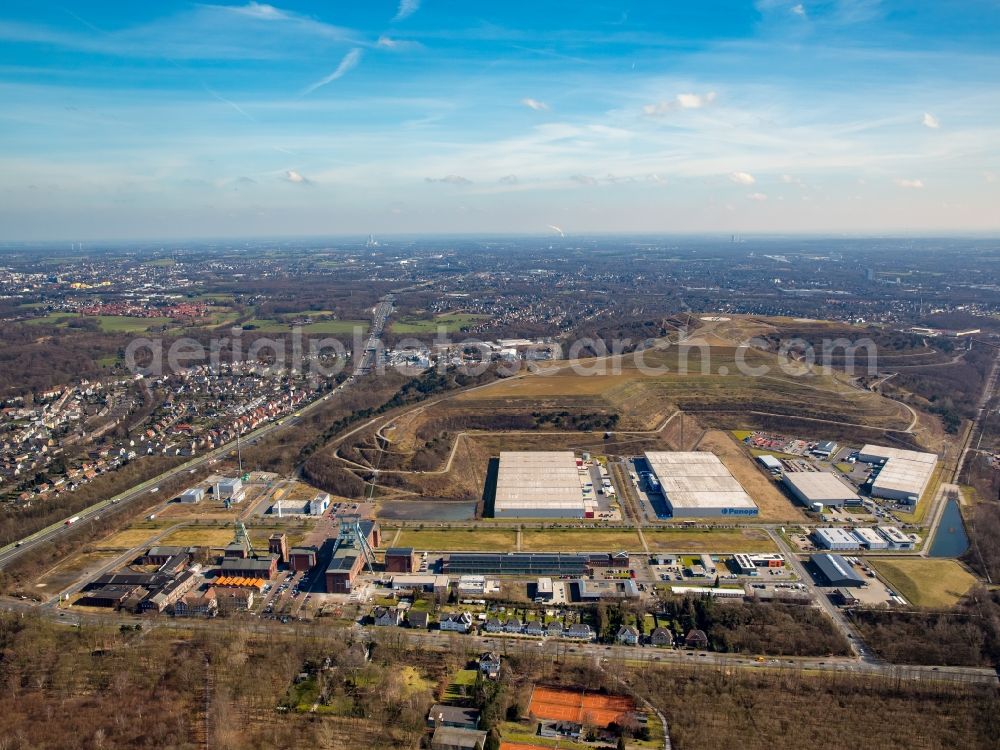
[494, 451, 587, 512]
[783, 472, 861, 503]
[644, 451, 757, 511]
[859, 444, 937, 500]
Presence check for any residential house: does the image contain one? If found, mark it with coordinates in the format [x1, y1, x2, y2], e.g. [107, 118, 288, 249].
[440, 612, 473, 633]
[565, 623, 593, 641]
[524, 621, 545, 638]
[408, 611, 430, 630]
[650, 627, 674, 647]
[483, 617, 504, 634]
[617, 625, 640, 646]
[479, 651, 501, 680]
[684, 629, 709, 649]
[503, 617, 523, 634]
[546, 621, 564, 638]
[372, 606, 402, 627]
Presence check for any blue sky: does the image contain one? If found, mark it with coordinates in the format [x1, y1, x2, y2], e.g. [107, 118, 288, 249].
[1, 0, 999, 239]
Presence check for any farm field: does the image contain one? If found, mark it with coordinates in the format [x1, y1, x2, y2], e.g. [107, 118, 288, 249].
[644, 528, 777, 553]
[519, 529, 642, 552]
[392, 528, 518, 551]
[870, 558, 977, 608]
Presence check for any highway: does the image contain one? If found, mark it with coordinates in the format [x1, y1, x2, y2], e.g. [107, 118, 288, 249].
[0, 294, 395, 572]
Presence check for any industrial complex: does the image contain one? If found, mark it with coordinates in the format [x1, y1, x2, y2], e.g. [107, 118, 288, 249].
[643, 451, 759, 517]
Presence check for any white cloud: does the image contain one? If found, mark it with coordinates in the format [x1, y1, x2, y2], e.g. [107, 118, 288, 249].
[643, 91, 716, 116]
[227, 2, 289, 20]
[922, 112, 940, 129]
[986, 171, 998, 183]
[730, 171, 756, 185]
[570, 174, 598, 185]
[895, 178, 924, 189]
[499, 174, 519, 184]
[285, 169, 311, 184]
[425, 174, 471, 185]
[521, 97, 550, 111]
[393, 0, 420, 21]
[302, 49, 362, 95]
[748, 192, 768, 201]
[791, 3, 806, 16]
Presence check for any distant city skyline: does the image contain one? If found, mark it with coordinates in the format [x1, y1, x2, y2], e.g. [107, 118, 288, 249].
[1, 1, 999, 240]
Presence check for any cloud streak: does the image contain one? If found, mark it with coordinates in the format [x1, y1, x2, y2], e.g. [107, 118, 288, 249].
[643, 91, 716, 116]
[393, 0, 421, 22]
[521, 97, 550, 111]
[302, 49, 362, 95]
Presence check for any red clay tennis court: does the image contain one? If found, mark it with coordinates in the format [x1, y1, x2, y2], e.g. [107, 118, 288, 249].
[528, 685, 636, 727]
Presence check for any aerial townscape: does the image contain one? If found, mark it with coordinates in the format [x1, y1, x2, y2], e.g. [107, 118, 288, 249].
[2, 1, 1000, 750]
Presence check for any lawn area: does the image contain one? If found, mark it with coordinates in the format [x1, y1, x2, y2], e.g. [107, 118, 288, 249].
[393, 528, 517, 551]
[519, 529, 642, 552]
[392, 312, 488, 333]
[444, 669, 479, 701]
[399, 665, 430, 695]
[644, 528, 777, 553]
[870, 558, 978, 608]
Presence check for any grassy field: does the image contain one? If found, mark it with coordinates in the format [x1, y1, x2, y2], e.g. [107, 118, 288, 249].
[25, 313, 173, 332]
[392, 312, 488, 333]
[244, 317, 368, 334]
[870, 558, 978, 608]
[93, 528, 162, 550]
[644, 528, 777, 553]
[393, 528, 518, 551]
[519, 529, 642, 552]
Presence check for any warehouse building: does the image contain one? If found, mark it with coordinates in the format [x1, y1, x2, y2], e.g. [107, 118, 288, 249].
[214, 477, 245, 503]
[859, 445, 937, 506]
[443, 553, 591, 577]
[783, 471, 862, 508]
[852, 527, 888, 550]
[492, 451, 593, 518]
[179, 487, 204, 503]
[877, 525, 915, 550]
[644, 451, 758, 518]
[811, 527, 861, 550]
[812, 554, 865, 587]
[757, 454, 782, 473]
